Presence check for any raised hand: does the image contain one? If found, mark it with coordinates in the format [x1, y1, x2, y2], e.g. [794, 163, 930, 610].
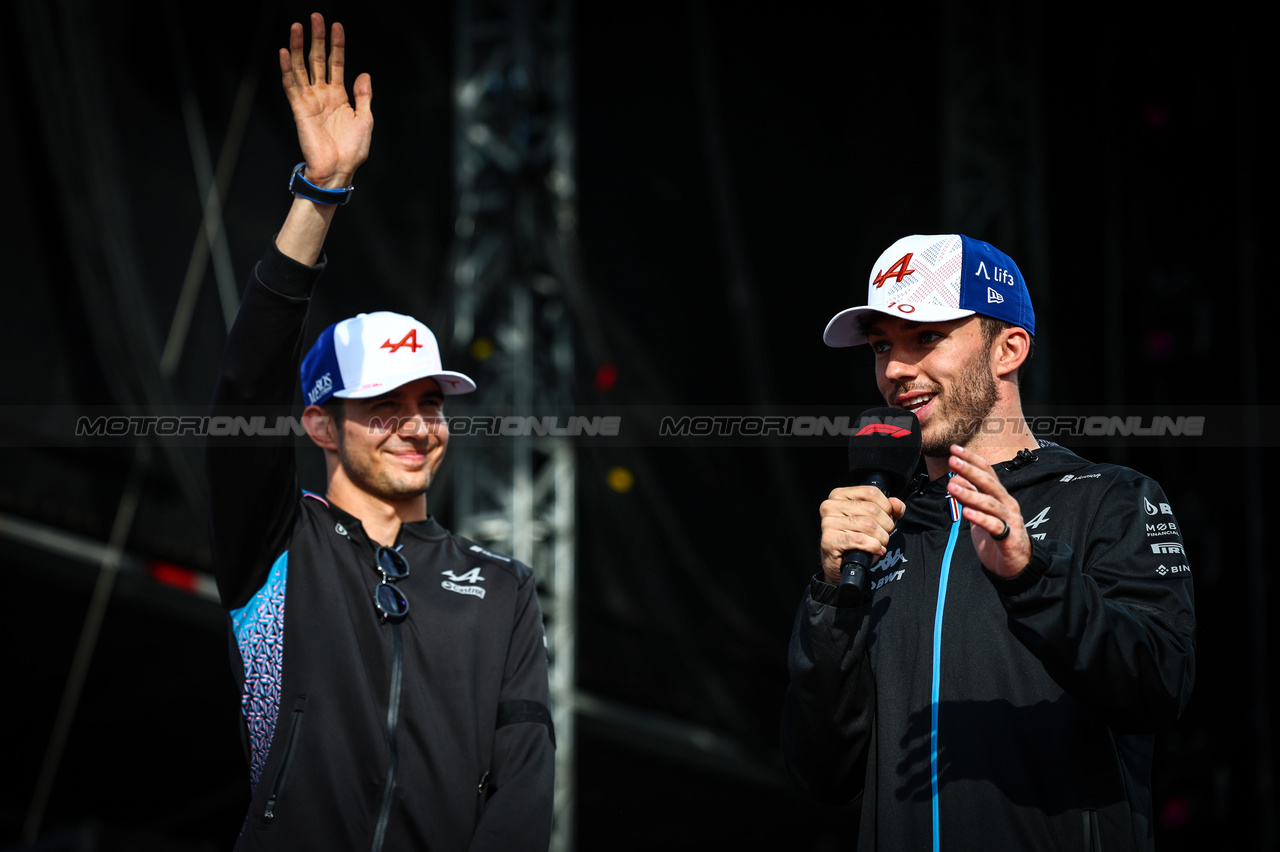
[946, 444, 1032, 579]
[280, 12, 373, 189]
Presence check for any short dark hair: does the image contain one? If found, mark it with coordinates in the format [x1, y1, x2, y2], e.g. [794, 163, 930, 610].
[977, 316, 1033, 384]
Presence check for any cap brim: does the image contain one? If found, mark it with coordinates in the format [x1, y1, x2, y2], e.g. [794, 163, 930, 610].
[334, 369, 478, 398]
[822, 305, 976, 347]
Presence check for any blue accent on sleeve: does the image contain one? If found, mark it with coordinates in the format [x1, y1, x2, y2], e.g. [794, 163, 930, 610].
[230, 551, 289, 794]
[931, 513, 962, 852]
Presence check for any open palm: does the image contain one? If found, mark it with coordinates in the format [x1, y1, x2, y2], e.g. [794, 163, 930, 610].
[279, 13, 373, 188]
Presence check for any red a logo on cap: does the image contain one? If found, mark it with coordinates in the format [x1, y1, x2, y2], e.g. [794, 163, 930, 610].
[872, 253, 915, 289]
[382, 330, 423, 354]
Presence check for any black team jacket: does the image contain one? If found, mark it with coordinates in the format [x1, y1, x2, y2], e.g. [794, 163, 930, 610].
[782, 445, 1195, 851]
[207, 244, 555, 851]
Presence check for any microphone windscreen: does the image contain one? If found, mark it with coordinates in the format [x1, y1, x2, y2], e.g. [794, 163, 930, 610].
[847, 407, 922, 496]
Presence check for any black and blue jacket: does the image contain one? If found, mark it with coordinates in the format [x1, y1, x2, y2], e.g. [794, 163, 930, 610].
[207, 243, 555, 851]
[781, 445, 1196, 851]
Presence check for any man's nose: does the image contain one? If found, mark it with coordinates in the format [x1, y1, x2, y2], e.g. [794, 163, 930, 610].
[882, 350, 917, 384]
[397, 409, 445, 438]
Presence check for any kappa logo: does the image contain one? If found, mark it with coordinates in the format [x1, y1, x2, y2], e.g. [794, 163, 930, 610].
[872, 253, 916, 288]
[382, 329, 424, 354]
[872, 548, 908, 573]
[987, 287, 1004, 305]
[1144, 497, 1174, 516]
[1150, 542, 1186, 555]
[442, 567, 487, 599]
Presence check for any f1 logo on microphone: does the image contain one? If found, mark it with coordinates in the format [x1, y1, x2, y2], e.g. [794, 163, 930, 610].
[855, 423, 912, 438]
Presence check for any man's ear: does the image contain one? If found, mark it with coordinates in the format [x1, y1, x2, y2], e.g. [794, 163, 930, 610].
[993, 327, 1031, 380]
[302, 404, 340, 450]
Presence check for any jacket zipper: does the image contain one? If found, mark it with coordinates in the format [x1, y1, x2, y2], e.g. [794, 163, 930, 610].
[370, 622, 404, 852]
[929, 490, 962, 852]
[1082, 809, 1101, 851]
[263, 697, 307, 822]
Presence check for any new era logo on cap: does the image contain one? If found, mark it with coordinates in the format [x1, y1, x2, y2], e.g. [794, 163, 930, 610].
[822, 234, 1035, 347]
[301, 312, 476, 406]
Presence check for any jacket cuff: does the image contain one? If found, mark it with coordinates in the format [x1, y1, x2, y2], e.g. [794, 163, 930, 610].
[985, 540, 1051, 597]
[808, 573, 841, 606]
[255, 237, 328, 300]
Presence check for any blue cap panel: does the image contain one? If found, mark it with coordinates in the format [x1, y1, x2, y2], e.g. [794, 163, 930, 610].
[300, 323, 342, 405]
[957, 235, 1036, 335]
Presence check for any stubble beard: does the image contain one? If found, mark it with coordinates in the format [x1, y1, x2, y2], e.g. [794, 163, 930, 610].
[918, 354, 999, 458]
[337, 437, 441, 503]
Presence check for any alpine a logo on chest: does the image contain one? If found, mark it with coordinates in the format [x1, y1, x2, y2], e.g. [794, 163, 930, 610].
[1023, 505, 1051, 540]
[442, 567, 487, 599]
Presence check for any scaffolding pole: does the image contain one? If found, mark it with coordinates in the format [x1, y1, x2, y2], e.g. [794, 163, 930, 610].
[450, 1, 578, 848]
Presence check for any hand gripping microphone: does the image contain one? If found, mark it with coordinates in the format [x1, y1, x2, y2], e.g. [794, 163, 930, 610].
[838, 407, 922, 605]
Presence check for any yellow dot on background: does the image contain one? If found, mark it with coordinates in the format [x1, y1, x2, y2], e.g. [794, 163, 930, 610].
[606, 467, 634, 493]
[471, 337, 495, 361]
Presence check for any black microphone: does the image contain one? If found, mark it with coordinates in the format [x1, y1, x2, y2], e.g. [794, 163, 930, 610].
[838, 407, 921, 605]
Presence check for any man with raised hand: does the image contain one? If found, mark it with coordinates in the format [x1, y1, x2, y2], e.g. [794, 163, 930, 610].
[207, 14, 554, 851]
[781, 234, 1195, 851]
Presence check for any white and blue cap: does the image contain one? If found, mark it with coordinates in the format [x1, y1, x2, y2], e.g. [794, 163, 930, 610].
[300, 311, 476, 406]
[822, 234, 1035, 347]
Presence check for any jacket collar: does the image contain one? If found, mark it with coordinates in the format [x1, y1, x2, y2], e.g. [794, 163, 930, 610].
[310, 496, 449, 547]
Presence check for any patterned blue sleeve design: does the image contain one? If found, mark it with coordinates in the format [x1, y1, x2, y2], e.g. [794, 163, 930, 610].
[230, 551, 288, 795]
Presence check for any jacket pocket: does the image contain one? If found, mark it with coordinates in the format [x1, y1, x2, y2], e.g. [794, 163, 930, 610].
[261, 696, 307, 824]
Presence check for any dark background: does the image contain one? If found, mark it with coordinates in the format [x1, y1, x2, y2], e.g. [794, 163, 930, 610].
[1, 1, 1273, 849]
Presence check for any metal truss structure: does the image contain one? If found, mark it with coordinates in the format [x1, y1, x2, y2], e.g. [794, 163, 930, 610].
[448, 1, 579, 848]
[939, 0, 1052, 395]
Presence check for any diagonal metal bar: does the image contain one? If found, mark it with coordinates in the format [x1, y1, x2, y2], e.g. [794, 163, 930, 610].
[161, 6, 262, 378]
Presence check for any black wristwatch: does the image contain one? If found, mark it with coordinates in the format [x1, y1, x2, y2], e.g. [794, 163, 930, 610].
[288, 162, 355, 205]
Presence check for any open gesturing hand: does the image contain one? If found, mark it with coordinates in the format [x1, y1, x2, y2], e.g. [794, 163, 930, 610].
[280, 12, 373, 189]
[946, 444, 1032, 579]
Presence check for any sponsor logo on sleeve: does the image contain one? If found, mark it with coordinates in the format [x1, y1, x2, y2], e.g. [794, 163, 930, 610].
[1144, 497, 1174, 516]
[1150, 542, 1186, 555]
[1156, 564, 1191, 577]
[468, 544, 512, 563]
